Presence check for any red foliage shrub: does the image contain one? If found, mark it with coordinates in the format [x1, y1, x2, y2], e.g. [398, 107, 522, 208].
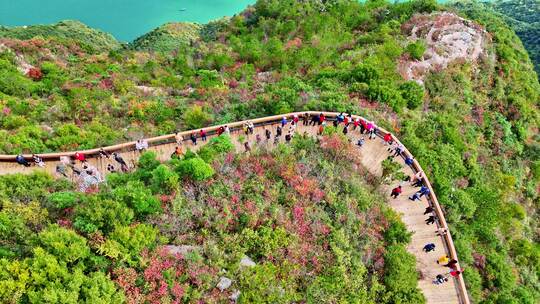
[26, 67, 43, 81]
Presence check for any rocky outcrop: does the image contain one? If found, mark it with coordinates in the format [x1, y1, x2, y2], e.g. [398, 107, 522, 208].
[399, 12, 491, 84]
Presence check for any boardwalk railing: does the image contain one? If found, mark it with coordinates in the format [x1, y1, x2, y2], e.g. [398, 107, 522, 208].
[0, 111, 470, 304]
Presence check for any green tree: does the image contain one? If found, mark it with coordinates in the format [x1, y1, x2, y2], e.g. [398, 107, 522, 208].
[182, 105, 214, 129]
[399, 81, 424, 109]
[175, 157, 215, 181]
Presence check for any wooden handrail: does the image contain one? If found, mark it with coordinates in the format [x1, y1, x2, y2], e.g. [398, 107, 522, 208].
[0, 111, 470, 303]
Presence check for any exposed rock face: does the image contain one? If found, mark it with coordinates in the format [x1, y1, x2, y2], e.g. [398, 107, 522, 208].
[216, 277, 232, 291]
[239, 255, 256, 267]
[399, 12, 491, 84]
[164, 245, 197, 255]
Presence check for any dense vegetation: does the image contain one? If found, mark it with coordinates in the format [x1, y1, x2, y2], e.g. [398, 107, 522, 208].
[483, 0, 540, 76]
[0, 0, 539, 302]
[0, 133, 423, 303]
[0, 20, 121, 53]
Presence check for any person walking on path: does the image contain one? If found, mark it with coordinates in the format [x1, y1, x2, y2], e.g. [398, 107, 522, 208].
[412, 171, 423, 184]
[56, 163, 68, 178]
[302, 113, 310, 125]
[99, 148, 110, 159]
[217, 126, 225, 136]
[135, 139, 148, 152]
[437, 255, 449, 265]
[200, 129, 207, 141]
[384, 133, 393, 146]
[353, 118, 360, 130]
[190, 132, 197, 145]
[276, 126, 283, 137]
[318, 122, 326, 135]
[293, 114, 299, 125]
[172, 146, 183, 158]
[319, 113, 325, 125]
[343, 125, 348, 135]
[337, 113, 345, 124]
[224, 125, 230, 135]
[424, 206, 434, 215]
[256, 134, 262, 144]
[405, 156, 414, 166]
[413, 177, 424, 188]
[285, 133, 292, 143]
[367, 121, 377, 139]
[74, 152, 86, 163]
[423, 243, 436, 252]
[265, 129, 271, 140]
[360, 119, 367, 134]
[409, 192, 421, 202]
[433, 274, 449, 285]
[356, 137, 365, 148]
[113, 152, 129, 172]
[426, 215, 437, 225]
[244, 142, 251, 152]
[175, 132, 183, 145]
[390, 186, 402, 198]
[311, 114, 320, 126]
[449, 269, 463, 278]
[289, 123, 297, 134]
[343, 115, 350, 127]
[392, 143, 404, 157]
[436, 228, 448, 237]
[281, 116, 288, 127]
[418, 185, 431, 198]
[333, 120, 339, 128]
[32, 154, 44, 167]
[444, 259, 458, 269]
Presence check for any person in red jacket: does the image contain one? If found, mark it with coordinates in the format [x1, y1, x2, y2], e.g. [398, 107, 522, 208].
[353, 118, 360, 130]
[449, 269, 463, 278]
[384, 133, 393, 146]
[390, 185, 402, 198]
[360, 119, 368, 134]
[319, 113, 325, 125]
[199, 129, 207, 141]
[74, 152, 85, 162]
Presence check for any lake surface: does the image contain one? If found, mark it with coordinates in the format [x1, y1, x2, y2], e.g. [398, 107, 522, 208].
[0, 0, 256, 41]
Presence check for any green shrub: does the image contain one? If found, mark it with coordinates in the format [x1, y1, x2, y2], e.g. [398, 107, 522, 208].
[405, 41, 426, 60]
[112, 181, 161, 217]
[150, 164, 179, 194]
[197, 135, 234, 163]
[183, 105, 214, 129]
[383, 245, 425, 303]
[74, 197, 134, 234]
[400, 81, 424, 109]
[175, 157, 215, 181]
[48, 191, 79, 209]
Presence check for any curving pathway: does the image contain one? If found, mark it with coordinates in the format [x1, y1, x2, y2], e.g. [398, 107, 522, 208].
[0, 112, 469, 304]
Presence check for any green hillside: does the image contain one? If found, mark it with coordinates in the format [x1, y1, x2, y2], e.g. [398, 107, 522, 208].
[0, 20, 121, 53]
[130, 22, 202, 52]
[0, 0, 539, 303]
[487, 0, 540, 75]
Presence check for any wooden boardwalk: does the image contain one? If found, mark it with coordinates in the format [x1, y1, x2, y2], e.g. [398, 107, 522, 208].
[0, 112, 468, 304]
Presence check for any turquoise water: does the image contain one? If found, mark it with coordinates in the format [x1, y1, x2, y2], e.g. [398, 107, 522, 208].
[0, 0, 256, 41]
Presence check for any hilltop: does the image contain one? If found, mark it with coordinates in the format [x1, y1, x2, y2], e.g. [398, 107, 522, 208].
[130, 22, 202, 52]
[0, 20, 121, 53]
[0, 0, 539, 303]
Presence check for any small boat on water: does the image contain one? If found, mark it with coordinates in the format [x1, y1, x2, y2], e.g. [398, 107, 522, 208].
[179, 8, 187, 11]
